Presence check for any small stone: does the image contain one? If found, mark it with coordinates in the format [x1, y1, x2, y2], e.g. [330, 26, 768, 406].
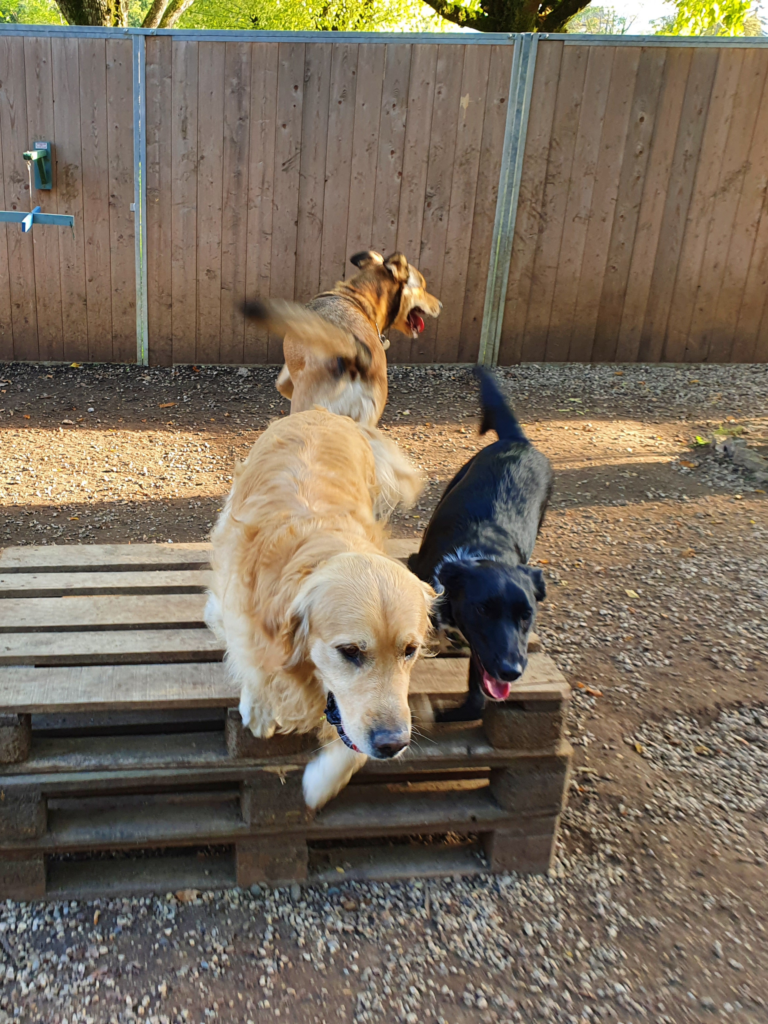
[250, 884, 262, 897]
[712, 940, 723, 958]
[727, 959, 744, 971]
[700, 996, 716, 1011]
[290, 883, 301, 901]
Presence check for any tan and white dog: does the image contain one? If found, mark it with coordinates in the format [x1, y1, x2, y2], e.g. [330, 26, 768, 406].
[205, 409, 436, 809]
[242, 251, 441, 427]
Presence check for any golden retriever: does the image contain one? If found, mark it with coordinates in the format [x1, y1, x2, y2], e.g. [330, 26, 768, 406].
[205, 409, 436, 809]
[242, 251, 441, 426]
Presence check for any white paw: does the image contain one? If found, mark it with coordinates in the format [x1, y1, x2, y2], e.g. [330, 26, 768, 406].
[238, 688, 276, 738]
[302, 741, 366, 810]
[204, 592, 223, 636]
[302, 757, 333, 810]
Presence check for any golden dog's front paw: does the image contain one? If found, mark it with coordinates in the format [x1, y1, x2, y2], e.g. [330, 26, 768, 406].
[238, 688, 277, 739]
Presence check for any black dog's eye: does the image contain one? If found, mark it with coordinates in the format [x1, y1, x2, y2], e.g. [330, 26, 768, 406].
[338, 645, 365, 666]
[404, 644, 418, 660]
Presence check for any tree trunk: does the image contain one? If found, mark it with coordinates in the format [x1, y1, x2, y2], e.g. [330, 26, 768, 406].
[420, 0, 591, 33]
[158, 0, 196, 28]
[56, 0, 127, 26]
[142, 0, 168, 29]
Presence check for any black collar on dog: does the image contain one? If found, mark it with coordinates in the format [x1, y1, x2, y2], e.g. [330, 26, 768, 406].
[323, 692, 361, 753]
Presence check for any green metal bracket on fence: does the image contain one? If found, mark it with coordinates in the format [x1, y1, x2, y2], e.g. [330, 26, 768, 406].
[22, 142, 53, 190]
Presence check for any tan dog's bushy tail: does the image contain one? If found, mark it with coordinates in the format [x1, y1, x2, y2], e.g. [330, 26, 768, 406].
[242, 298, 372, 373]
[360, 426, 424, 519]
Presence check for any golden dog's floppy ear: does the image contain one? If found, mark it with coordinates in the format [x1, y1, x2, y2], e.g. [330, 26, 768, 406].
[280, 581, 315, 670]
[350, 250, 384, 270]
[384, 253, 410, 283]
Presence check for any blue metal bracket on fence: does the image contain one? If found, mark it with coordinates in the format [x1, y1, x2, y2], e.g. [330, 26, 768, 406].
[0, 207, 75, 235]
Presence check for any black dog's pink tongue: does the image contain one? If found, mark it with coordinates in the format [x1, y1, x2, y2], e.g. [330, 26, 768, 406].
[482, 670, 511, 701]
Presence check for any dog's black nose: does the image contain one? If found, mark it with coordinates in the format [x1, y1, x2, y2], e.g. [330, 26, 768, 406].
[369, 728, 409, 759]
[498, 660, 524, 682]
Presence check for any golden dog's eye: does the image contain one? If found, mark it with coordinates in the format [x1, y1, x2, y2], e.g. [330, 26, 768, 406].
[338, 645, 365, 666]
[404, 644, 418, 660]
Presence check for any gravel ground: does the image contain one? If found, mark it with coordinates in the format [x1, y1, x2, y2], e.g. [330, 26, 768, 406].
[1, 359, 767, 1024]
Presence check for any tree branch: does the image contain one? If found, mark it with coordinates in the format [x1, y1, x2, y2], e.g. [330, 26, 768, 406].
[538, 0, 591, 31]
[419, 0, 488, 30]
[158, 0, 196, 27]
[142, 0, 168, 29]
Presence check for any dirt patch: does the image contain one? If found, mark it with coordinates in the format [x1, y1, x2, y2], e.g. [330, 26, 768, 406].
[1, 359, 767, 1024]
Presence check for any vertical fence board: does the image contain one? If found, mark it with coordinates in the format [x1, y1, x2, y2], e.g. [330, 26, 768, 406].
[663, 49, 742, 363]
[24, 35, 64, 362]
[544, 46, 615, 364]
[0, 37, 39, 359]
[459, 44, 514, 363]
[194, 42, 226, 363]
[145, 36, 173, 367]
[435, 44, 491, 363]
[637, 48, 718, 364]
[319, 44, 359, 292]
[294, 43, 332, 303]
[713, 71, 768, 363]
[219, 42, 252, 365]
[371, 43, 411, 259]
[615, 48, 692, 363]
[0, 42, 16, 360]
[392, 43, 437, 364]
[411, 45, 465, 364]
[51, 36, 88, 363]
[591, 47, 668, 363]
[105, 39, 136, 364]
[498, 39, 562, 366]
[170, 40, 199, 365]
[267, 41, 305, 363]
[78, 38, 113, 363]
[687, 48, 768, 363]
[345, 43, 385, 265]
[521, 45, 590, 363]
[243, 42, 278, 364]
[567, 47, 641, 362]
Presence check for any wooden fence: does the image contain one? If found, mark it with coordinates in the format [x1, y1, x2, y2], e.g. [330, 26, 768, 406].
[1, 28, 768, 366]
[500, 39, 768, 365]
[0, 33, 136, 363]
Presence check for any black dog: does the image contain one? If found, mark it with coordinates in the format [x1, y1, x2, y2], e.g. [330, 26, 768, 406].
[408, 369, 552, 722]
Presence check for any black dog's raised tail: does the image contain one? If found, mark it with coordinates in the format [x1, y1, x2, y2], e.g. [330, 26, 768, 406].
[474, 368, 528, 444]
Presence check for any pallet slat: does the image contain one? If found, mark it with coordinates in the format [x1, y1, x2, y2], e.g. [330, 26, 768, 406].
[0, 569, 211, 598]
[0, 594, 208, 632]
[0, 543, 211, 573]
[0, 629, 223, 666]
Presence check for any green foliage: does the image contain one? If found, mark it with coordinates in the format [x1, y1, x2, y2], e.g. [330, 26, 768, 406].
[0, 0, 64, 23]
[565, 4, 635, 32]
[178, 0, 450, 31]
[655, 0, 763, 35]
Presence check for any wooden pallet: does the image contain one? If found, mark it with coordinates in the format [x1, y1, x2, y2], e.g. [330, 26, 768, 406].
[0, 541, 572, 900]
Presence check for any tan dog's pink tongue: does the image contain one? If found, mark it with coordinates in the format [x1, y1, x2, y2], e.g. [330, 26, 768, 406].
[482, 670, 511, 702]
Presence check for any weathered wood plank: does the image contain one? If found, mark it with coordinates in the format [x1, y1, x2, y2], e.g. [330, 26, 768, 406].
[219, 41, 252, 365]
[0, 542, 210, 573]
[591, 47, 668, 363]
[309, 841, 488, 884]
[170, 40, 199, 365]
[47, 851, 235, 900]
[499, 39, 563, 365]
[294, 42, 332, 303]
[459, 44, 514, 363]
[266, 41, 305, 363]
[243, 42, 278, 364]
[0, 61, 12, 362]
[637, 47, 718, 363]
[689, 47, 768, 363]
[0, 651, 559, 716]
[344, 43, 386, 265]
[393, 43, 437, 364]
[567, 47, 641, 362]
[0, 628, 222, 666]
[0, 594, 208, 632]
[615, 48, 692, 363]
[0, 36, 39, 359]
[0, 569, 211, 598]
[105, 39, 136, 364]
[145, 35, 174, 367]
[371, 43, 411, 258]
[663, 48, 741, 364]
[78, 38, 113, 362]
[51, 35, 89, 363]
[435, 43, 490, 364]
[194, 41, 226, 363]
[319, 43, 359, 290]
[522, 43, 590, 363]
[411, 45, 464, 364]
[24, 35, 64, 363]
[544, 46, 615, 364]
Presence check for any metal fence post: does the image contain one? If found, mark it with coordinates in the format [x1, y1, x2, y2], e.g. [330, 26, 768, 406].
[132, 34, 149, 367]
[477, 33, 538, 368]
